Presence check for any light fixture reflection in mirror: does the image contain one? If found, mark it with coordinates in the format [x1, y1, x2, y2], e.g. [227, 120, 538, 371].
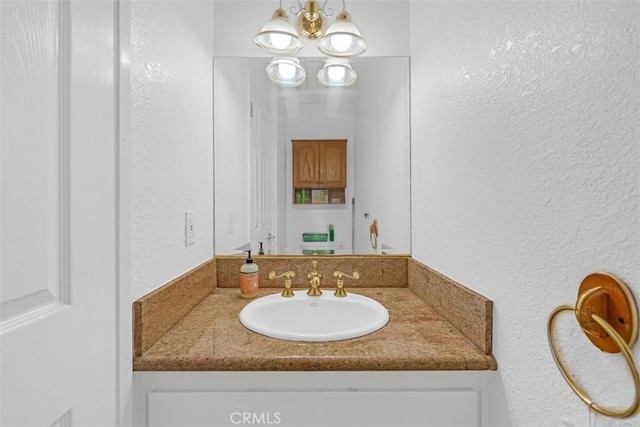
[317, 58, 357, 87]
[266, 57, 307, 87]
[213, 57, 411, 256]
[329, 65, 345, 81]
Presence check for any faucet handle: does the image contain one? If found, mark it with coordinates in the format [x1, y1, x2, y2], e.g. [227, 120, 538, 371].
[332, 271, 360, 297]
[269, 270, 296, 297]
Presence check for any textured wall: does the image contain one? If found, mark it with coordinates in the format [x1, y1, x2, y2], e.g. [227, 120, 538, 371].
[410, 1, 639, 426]
[131, 0, 214, 299]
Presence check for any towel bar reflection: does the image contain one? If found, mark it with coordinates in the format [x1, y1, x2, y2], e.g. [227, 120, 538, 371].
[547, 272, 640, 418]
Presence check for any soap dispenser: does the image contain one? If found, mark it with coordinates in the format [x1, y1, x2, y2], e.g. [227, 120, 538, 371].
[240, 250, 259, 299]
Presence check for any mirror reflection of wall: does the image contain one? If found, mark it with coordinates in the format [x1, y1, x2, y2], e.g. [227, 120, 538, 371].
[214, 57, 410, 256]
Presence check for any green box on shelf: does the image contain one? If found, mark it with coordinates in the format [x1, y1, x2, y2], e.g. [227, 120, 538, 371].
[302, 233, 328, 242]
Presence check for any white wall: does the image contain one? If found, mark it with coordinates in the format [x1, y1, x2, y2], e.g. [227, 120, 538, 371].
[131, 0, 214, 299]
[213, 59, 251, 254]
[410, 1, 639, 426]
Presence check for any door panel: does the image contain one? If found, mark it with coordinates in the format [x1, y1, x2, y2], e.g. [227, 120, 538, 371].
[1, 0, 118, 425]
[292, 141, 319, 188]
[250, 105, 276, 253]
[320, 140, 347, 187]
[1, 0, 66, 321]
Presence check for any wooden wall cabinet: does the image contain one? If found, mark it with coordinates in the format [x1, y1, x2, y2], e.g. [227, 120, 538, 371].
[292, 139, 346, 204]
[293, 140, 346, 189]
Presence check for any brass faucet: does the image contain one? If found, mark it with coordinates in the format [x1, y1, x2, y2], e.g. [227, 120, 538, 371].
[332, 271, 360, 297]
[307, 260, 322, 296]
[268, 270, 296, 297]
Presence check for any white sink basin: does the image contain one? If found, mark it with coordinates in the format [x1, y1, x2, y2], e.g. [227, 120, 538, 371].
[239, 291, 389, 342]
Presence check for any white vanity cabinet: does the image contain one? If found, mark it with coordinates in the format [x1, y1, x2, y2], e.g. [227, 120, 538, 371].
[134, 371, 505, 427]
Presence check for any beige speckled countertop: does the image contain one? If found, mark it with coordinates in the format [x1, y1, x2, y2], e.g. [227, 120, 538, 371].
[133, 286, 497, 371]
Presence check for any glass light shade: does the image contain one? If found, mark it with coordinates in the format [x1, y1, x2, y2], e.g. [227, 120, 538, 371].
[317, 58, 357, 87]
[254, 9, 303, 54]
[317, 18, 367, 57]
[266, 57, 306, 87]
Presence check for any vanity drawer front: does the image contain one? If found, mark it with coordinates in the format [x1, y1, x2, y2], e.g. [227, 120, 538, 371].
[149, 389, 478, 426]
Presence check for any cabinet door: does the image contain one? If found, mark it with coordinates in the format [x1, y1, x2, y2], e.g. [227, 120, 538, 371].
[293, 141, 319, 188]
[320, 140, 346, 187]
[149, 390, 478, 426]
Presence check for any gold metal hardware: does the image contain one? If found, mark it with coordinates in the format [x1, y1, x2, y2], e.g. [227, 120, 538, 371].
[271, 7, 289, 21]
[298, 1, 325, 39]
[370, 219, 378, 249]
[306, 260, 322, 296]
[268, 270, 296, 297]
[332, 271, 359, 297]
[547, 272, 640, 418]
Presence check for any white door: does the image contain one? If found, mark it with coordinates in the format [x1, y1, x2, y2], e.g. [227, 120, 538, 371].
[249, 101, 277, 254]
[1, 0, 118, 425]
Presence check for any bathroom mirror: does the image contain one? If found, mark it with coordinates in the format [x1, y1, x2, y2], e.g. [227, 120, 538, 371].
[214, 56, 410, 255]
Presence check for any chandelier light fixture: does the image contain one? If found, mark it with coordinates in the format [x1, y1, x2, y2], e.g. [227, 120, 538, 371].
[317, 9, 366, 57]
[254, 7, 303, 53]
[255, 0, 366, 87]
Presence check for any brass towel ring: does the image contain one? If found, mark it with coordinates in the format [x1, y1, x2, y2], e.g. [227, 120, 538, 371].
[369, 219, 378, 250]
[547, 273, 640, 418]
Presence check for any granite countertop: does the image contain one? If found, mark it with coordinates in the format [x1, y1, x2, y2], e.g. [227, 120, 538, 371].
[133, 287, 497, 371]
